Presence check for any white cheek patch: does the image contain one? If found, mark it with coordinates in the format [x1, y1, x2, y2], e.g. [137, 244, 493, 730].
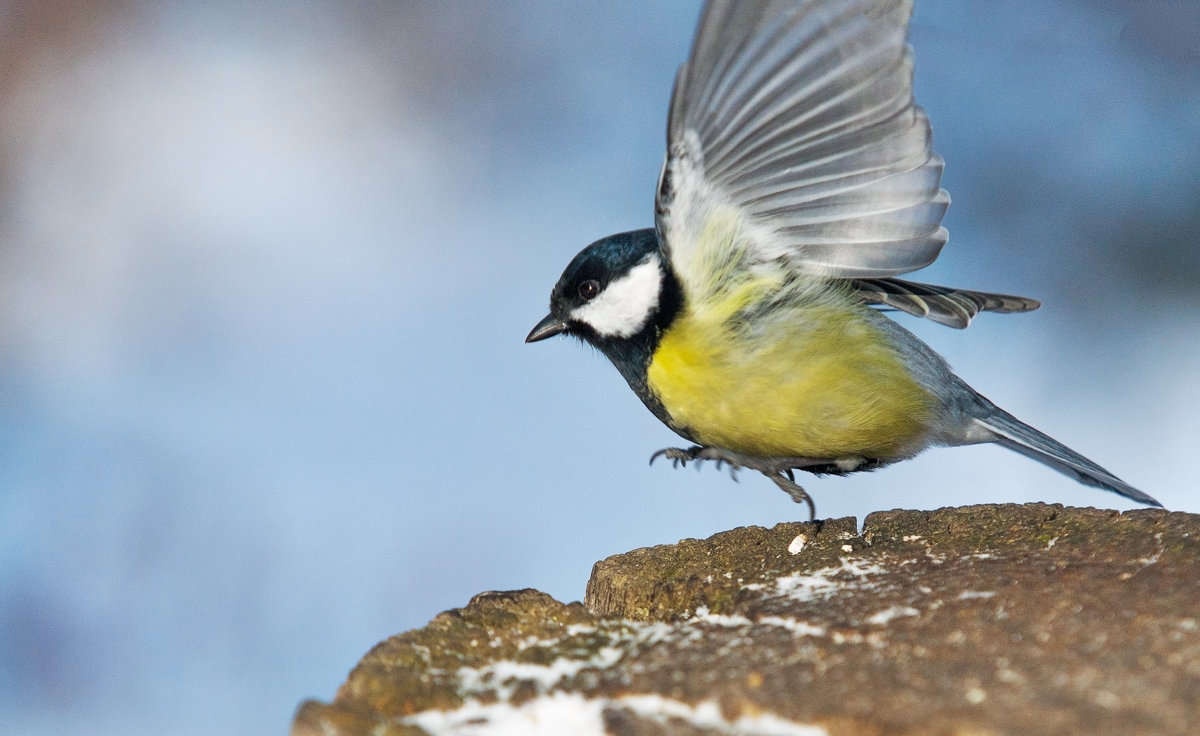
[570, 255, 662, 338]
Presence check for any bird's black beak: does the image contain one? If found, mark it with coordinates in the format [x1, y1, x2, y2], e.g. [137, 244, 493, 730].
[526, 313, 568, 343]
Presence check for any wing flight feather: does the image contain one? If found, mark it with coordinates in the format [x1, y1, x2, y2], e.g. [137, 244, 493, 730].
[852, 278, 1041, 328]
[657, 0, 949, 280]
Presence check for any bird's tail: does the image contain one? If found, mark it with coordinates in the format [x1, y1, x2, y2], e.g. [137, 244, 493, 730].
[973, 404, 1161, 508]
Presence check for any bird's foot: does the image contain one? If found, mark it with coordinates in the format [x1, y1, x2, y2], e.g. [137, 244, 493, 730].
[649, 445, 819, 521]
[765, 472, 815, 521]
[649, 445, 745, 478]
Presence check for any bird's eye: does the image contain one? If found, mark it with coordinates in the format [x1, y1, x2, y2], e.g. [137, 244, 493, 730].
[578, 280, 601, 301]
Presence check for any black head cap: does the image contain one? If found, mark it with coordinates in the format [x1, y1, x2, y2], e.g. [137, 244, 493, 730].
[526, 228, 668, 344]
[526, 228, 683, 427]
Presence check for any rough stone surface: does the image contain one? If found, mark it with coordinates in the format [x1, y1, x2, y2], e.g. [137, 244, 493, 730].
[292, 504, 1200, 736]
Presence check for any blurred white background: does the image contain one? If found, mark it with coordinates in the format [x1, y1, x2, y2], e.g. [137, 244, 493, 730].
[0, 1, 1196, 733]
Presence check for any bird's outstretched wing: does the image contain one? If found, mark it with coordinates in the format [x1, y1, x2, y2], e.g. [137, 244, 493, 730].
[656, 0, 949, 282]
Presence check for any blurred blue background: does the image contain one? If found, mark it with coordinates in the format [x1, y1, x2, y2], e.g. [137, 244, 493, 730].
[0, 1, 1196, 733]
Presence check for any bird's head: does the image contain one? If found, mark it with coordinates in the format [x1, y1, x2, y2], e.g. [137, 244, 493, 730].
[526, 229, 679, 351]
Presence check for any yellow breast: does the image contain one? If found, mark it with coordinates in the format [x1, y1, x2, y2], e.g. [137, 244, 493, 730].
[646, 292, 935, 461]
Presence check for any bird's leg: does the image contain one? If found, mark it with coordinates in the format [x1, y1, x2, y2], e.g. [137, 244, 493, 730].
[650, 445, 820, 520]
[766, 471, 815, 522]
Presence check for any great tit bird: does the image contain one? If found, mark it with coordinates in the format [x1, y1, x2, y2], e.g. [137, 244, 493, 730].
[526, 0, 1160, 518]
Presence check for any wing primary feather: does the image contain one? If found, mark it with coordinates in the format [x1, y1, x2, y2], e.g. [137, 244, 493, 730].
[704, 17, 909, 177]
[658, 0, 948, 280]
[851, 277, 1041, 328]
[717, 60, 916, 187]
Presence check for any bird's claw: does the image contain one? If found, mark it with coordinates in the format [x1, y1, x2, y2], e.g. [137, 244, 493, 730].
[648, 446, 699, 469]
[768, 473, 815, 522]
[649, 445, 817, 521]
